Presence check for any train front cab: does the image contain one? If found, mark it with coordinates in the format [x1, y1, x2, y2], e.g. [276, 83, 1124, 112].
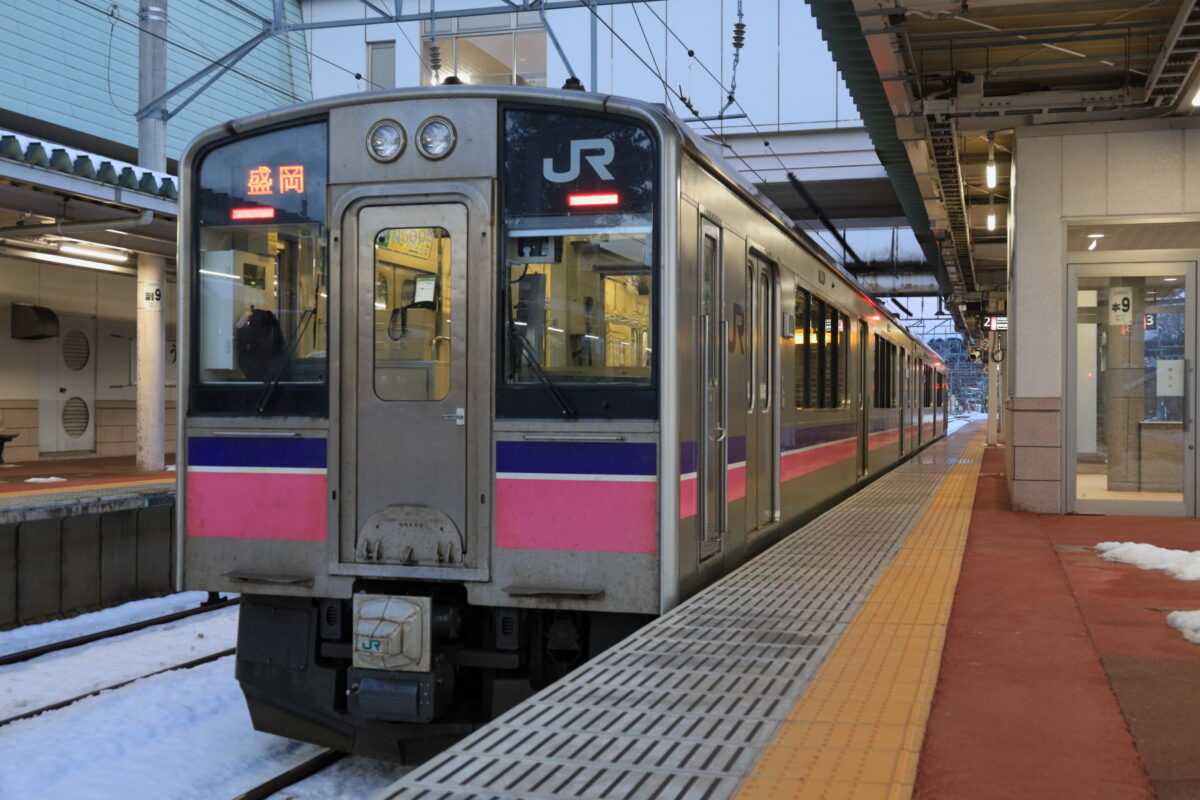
[178, 92, 675, 759]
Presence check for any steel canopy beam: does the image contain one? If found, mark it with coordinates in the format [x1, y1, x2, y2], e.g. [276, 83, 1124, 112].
[138, 0, 654, 123]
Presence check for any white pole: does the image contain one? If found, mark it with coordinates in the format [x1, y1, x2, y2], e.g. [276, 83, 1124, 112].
[136, 1, 167, 471]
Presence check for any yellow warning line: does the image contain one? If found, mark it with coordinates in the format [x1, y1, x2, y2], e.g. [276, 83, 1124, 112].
[736, 432, 986, 800]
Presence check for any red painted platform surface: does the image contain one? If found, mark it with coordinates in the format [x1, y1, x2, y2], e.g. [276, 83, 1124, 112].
[918, 445, 1200, 799]
[0, 455, 174, 496]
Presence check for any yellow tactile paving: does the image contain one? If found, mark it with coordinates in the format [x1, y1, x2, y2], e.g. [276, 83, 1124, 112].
[736, 432, 985, 800]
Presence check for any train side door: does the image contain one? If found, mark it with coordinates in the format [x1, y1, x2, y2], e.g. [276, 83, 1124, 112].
[857, 321, 870, 478]
[898, 346, 907, 456]
[698, 220, 725, 561]
[749, 254, 778, 527]
[350, 204, 471, 568]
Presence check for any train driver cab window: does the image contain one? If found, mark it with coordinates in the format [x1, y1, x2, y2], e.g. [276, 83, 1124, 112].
[373, 228, 452, 401]
[498, 107, 658, 418]
[191, 121, 328, 417]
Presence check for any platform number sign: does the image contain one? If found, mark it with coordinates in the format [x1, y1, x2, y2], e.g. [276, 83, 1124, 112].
[1108, 287, 1133, 326]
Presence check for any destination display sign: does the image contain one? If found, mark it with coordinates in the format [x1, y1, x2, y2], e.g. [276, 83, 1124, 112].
[197, 121, 327, 226]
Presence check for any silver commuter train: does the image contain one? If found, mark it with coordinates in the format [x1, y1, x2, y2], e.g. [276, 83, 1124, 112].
[177, 85, 947, 760]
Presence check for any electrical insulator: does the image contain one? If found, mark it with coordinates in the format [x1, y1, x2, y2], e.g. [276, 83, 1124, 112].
[429, 44, 442, 75]
[732, 22, 746, 49]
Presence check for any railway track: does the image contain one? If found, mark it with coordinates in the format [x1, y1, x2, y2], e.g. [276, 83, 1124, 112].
[0, 595, 238, 667]
[0, 648, 236, 728]
[231, 750, 348, 800]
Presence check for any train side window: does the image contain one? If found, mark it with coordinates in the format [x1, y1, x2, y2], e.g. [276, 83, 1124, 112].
[838, 312, 849, 406]
[793, 288, 810, 409]
[874, 335, 898, 409]
[824, 302, 838, 408]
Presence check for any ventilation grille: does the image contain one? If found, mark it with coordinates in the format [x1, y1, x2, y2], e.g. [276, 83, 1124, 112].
[62, 329, 89, 371]
[62, 397, 89, 438]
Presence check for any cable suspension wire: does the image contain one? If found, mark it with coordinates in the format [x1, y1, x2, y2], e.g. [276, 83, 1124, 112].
[195, 0, 390, 90]
[718, 0, 745, 118]
[636, 3, 870, 265]
[583, 4, 845, 256]
[71, 0, 306, 106]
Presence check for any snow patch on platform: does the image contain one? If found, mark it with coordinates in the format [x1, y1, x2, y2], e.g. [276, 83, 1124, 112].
[1167, 610, 1200, 644]
[1095, 541, 1200, 581]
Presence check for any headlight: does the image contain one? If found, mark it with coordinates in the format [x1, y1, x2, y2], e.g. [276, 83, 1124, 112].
[416, 117, 456, 159]
[367, 120, 406, 162]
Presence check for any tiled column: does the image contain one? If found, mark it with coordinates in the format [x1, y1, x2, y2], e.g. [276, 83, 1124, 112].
[1009, 397, 1062, 512]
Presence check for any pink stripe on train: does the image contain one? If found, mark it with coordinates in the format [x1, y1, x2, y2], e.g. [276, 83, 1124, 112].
[496, 478, 657, 553]
[187, 471, 327, 540]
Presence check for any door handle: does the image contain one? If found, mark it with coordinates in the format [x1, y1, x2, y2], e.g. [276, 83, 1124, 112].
[712, 426, 727, 442]
[441, 407, 465, 425]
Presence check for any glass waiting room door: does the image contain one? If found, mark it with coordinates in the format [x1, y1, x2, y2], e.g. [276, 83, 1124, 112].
[1069, 262, 1194, 516]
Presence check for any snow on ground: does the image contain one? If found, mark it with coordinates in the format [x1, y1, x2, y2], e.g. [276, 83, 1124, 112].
[0, 592, 226, 658]
[282, 756, 411, 799]
[1096, 542, 1200, 646]
[1095, 541, 1200, 581]
[0, 607, 238, 718]
[1168, 610, 1200, 644]
[947, 411, 988, 436]
[0, 599, 409, 800]
[0, 657, 320, 800]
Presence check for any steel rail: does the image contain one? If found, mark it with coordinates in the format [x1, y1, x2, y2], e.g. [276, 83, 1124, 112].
[0, 596, 239, 667]
[0, 648, 236, 728]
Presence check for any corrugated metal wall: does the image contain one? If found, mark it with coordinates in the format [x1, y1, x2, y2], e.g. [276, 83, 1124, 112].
[0, 1, 312, 160]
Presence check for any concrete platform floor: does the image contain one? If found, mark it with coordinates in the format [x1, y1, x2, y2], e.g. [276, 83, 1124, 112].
[918, 445, 1200, 799]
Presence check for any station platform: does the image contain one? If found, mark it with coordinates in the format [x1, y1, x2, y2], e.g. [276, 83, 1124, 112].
[376, 424, 1200, 800]
[0, 455, 174, 524]
[1, 456, 177, 628]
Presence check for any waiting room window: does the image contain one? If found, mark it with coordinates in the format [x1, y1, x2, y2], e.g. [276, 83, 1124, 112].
[421, 13, 546, 86]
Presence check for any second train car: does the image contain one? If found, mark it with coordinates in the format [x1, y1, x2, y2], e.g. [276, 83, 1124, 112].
[177, 85, 947, 760]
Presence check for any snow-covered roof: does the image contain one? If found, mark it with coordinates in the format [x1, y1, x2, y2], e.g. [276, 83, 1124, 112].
[0, 128, 178, 203]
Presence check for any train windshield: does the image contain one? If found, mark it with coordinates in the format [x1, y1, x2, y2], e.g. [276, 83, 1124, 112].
[189, 122, 329, 417]
[499, 107, 657, 418]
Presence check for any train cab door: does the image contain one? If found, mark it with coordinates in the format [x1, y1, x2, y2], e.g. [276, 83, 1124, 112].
[857, 320, 870, 478]
[698, 220, 725, 561]
[348, 204, 472, 569]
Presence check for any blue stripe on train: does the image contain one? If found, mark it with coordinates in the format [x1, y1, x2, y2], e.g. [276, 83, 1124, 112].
[187, 436, 327, 469]
[680, 441, 697, 474]
[496, 440, 656, 476]
[727, 435, 746, 464]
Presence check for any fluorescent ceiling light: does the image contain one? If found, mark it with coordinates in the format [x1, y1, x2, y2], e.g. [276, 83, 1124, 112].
[1087, 233, 1105, 238]
[986, 132, 997, 189]
[1088, 239, 1098, 251]
[59, 243, 129, 263]
[1192, 87, 1200, 107]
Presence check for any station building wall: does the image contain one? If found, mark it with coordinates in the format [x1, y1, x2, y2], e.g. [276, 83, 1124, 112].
[1009, 116, 1200, 512]
[0, 257, 176, 464]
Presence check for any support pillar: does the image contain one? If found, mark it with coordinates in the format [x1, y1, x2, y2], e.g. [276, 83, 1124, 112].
[136, 1, 167, 471]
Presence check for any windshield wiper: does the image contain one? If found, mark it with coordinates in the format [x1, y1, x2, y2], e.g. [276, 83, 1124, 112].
[508, 323, 577, 419]
[255, 307, 317, 416]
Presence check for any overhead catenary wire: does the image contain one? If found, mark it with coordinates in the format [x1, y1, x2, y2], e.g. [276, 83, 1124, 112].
[193, 0, 391, 90]
[634, 2, 869, 262]
[584, 5, 847, 258]
[71, 0, 307, 109]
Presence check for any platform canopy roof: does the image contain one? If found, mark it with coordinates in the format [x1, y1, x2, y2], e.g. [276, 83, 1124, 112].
[805, 0, 1200, 337]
